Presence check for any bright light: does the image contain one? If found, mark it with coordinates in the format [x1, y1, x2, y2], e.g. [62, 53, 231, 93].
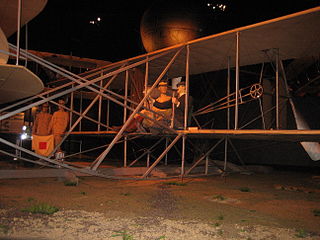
[207, 3, 227, 11]
[21, 133, 28, 140]
[22, 125, 27, 131]
[97, 17, 101, 22]
[89, 20, 95, 24]
[218, 4, 227, 11]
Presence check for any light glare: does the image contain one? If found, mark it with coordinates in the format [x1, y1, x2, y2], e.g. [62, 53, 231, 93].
[21, 133, 27, 140]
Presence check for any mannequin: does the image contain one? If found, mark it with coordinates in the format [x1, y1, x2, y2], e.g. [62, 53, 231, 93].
[49, 98, 69, 152]
[33, 103, 52, 136]
[172, 81, 193, 129]
[142, 80, 172, 132]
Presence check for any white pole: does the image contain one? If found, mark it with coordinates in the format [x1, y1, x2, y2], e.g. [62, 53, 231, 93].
[235, 32, 240, 129]
[16, 0, 22, 65]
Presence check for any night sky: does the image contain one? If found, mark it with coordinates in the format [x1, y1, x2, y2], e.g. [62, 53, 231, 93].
[9, 0, 320, 62]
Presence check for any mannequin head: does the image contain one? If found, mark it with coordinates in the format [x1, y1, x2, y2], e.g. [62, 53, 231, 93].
[158, 80, 168, 94]
[58, 99, 66, 111]
[41, 103, 49, 113]
[177, 81, 186, 96]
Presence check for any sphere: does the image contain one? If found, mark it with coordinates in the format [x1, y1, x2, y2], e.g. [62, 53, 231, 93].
[140, 0, 209, 52]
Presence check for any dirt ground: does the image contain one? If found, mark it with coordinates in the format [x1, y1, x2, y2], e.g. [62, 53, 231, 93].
[0, 168, 320, 240]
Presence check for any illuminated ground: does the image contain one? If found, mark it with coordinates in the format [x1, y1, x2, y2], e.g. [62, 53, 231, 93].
[0, 167, 320, 239]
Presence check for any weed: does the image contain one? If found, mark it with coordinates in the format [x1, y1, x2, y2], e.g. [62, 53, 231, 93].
[163, 181, 186, 186]
[240, 219, 247, 222]
[80, 191, 86, 195]
[22, 203, 59, 215]
[111, 230, 134, 240]
[156, 236, 166, 240]
[295, 229, 308, 238]
[213, 194, 226, 201]
[64, 181, 78, 186]
[120, 192, 131, 196]
[217, 229, 224, 235]
[217, 214, 224, 220]
[213, 222, 220, 227]
[27, 197, 35, 202]
[312, 209, 320, 216]
[0, 224, 9, 234]
[239, 187, 251, 192]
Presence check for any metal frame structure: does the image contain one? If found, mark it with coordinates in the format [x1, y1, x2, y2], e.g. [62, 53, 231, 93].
[1, 7, 320, 179]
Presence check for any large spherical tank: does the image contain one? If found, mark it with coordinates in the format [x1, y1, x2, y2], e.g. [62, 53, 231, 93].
[140, 0, 210, 52]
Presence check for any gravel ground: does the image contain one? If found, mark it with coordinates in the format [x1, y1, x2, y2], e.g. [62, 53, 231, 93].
[0, 209, 319, 240]
[1, 170, 320, 240]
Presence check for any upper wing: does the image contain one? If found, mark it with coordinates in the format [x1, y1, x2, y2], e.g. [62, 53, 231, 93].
[143, 6, 320, 80]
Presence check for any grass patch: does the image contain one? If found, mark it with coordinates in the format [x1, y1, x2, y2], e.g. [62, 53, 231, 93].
[295, 229, 308, 238]
[0, 224, 9, 234]
[156, 236, 166, 240]
[120, 192, 131, 196]
[213, 194, 226, 201]
[312, 209, 320, 216]
[64, 181, 78, 186]
[217, 214, 224, 220]
[213, 222, 220, 227]
[163, 181, 186, 186]
[239, 187, 251, 192]
[22, 203, 59, 215]
[27, 197, 35, 202]
[111, 230, 134, 240]
[80, 191, 86, 195]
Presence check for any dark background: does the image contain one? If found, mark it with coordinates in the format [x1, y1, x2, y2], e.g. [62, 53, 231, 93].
[8, 0, 320, 62]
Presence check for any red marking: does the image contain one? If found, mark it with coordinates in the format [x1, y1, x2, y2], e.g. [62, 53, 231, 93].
[39, 142, 47, 150]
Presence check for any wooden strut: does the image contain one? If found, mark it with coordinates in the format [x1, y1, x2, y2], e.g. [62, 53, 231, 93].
[90, 47, 183, 171]
[185, 138, 225, 175]
[142, 134, 183, 178]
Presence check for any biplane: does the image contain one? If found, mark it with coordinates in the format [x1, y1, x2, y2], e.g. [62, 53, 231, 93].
[0, 5, 320, 179]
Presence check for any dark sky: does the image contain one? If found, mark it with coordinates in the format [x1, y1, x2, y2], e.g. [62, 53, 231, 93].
[10, 0, 319, 62]
[19, 0, 153, 61]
